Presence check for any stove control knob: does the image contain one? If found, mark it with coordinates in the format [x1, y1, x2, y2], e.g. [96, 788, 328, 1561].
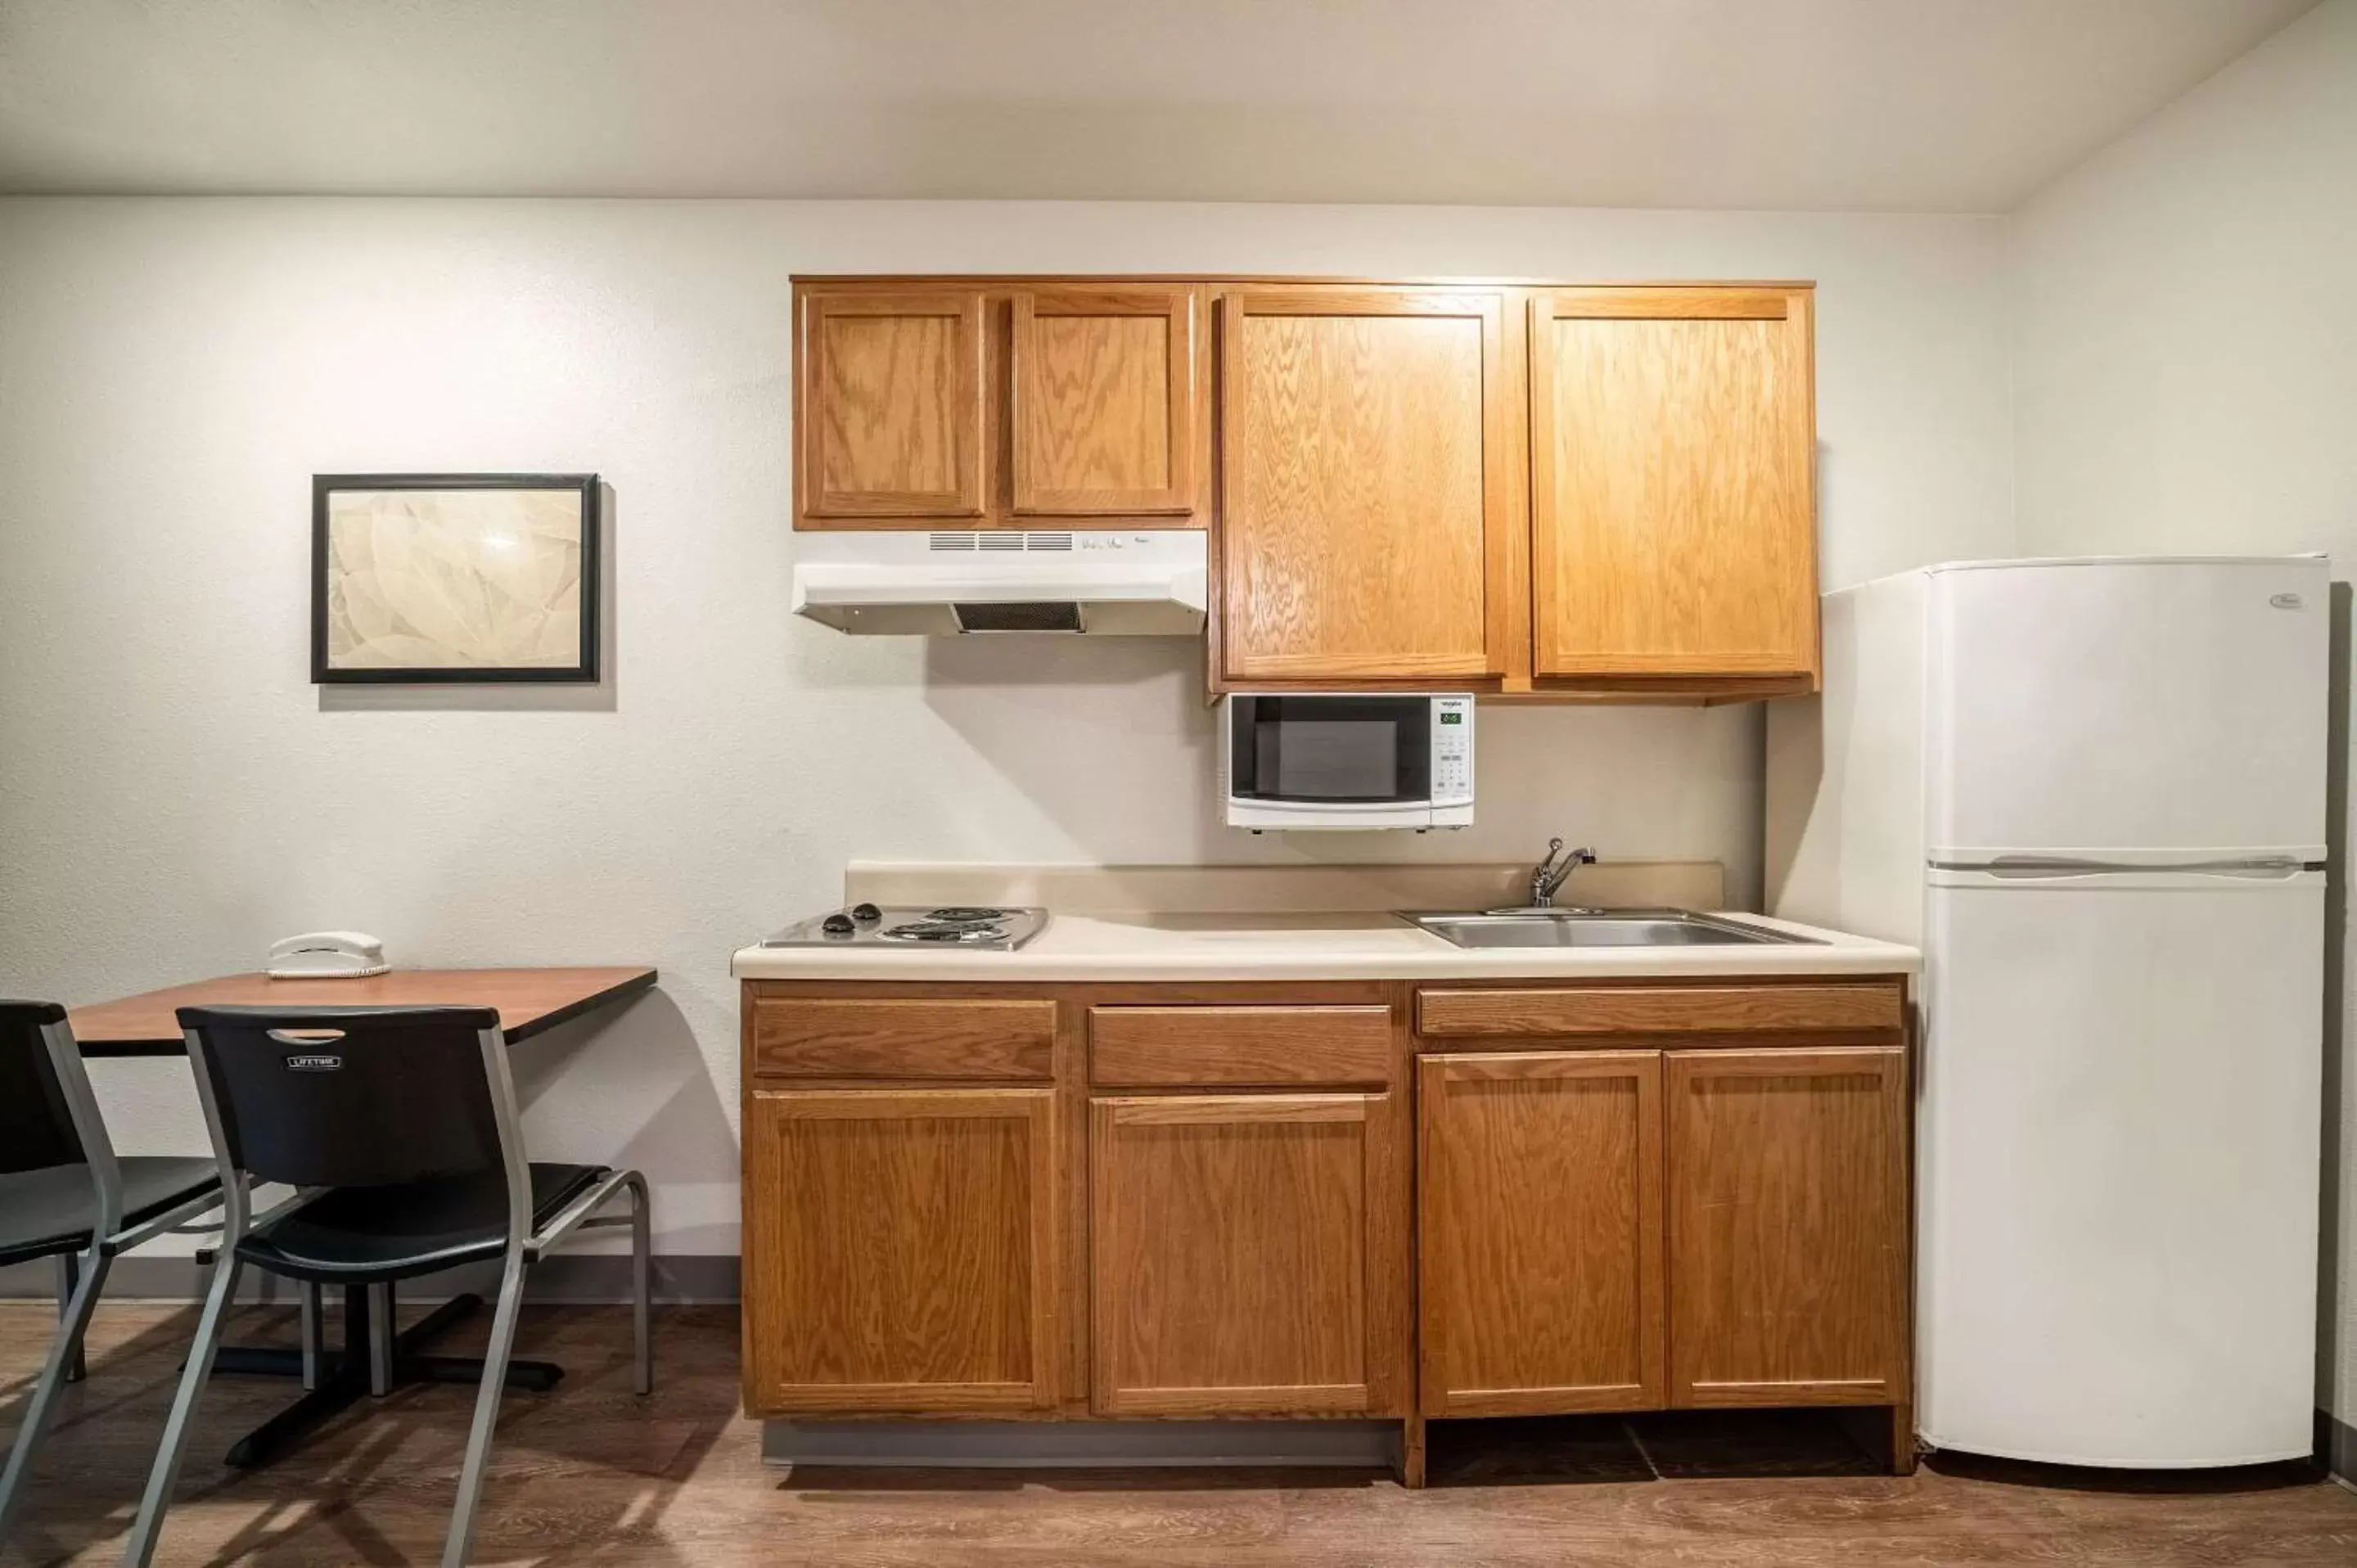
[850, 902, 882, 922]
[820, 912, 857, 935]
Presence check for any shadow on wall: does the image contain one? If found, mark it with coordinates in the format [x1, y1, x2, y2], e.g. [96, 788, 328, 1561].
[917, 631, 1766, 891]
[2321, 581, 2348, 1426]
[505, 985, 738, 1255]
[318, 480, 621, 714]
[1759, 608, 1840, 916]
[921, 632, 1225, 857]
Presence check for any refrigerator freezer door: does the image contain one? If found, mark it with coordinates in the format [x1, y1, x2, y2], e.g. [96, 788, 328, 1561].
[1919, 868, 2323, 1466]
[1927, 558, 2327, 863]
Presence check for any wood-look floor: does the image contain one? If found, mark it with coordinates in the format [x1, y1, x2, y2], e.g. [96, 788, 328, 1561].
[2, 1301, 2352, 1566]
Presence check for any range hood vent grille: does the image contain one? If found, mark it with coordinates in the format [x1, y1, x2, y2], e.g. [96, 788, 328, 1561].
[931, 530, 1075, 553]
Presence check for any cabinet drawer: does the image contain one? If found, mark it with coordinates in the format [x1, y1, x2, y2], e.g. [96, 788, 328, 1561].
[1417, 985, 1901, 1040]
[1089, 1006, 1394, 1087]
[750, 998, 1057, 1080]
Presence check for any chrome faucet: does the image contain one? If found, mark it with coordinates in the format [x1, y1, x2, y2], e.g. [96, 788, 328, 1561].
[1528, 837, 1598, 908]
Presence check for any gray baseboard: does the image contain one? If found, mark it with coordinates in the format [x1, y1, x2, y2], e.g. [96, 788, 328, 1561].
[0, 1252, 740, 1305]
[762, 1418, 1399, 1470]
[2322, 1407, 2355, 1487]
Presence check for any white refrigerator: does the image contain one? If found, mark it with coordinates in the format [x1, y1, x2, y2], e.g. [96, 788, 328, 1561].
[1766, 556, 2327, 1467]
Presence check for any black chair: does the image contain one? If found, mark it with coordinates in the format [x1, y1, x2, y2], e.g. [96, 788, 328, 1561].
[0, 1001, 222, 1547]
[121, 1005, 650, 1568]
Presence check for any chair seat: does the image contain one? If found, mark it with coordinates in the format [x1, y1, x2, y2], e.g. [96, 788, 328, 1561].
[235, 1163, 610, 1282]
[0, 1157, 222, 1268]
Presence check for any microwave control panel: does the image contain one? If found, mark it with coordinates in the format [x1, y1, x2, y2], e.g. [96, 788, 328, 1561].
[1432, 696, 1475, 804]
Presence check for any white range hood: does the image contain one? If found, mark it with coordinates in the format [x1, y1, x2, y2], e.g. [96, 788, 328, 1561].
[791, 529, 1207, 635]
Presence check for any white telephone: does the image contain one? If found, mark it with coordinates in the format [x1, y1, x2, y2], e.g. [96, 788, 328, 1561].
[265, 931, 390, 979]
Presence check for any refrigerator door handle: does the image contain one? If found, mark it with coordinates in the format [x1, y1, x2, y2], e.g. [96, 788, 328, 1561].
[1928, 863, 2325, 891]
[1935, 854, 2316, 880]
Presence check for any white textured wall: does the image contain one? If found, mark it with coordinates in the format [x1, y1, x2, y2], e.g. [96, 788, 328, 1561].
[2008, 0, 2357, 1426]
[0, 196, 2013, 1255]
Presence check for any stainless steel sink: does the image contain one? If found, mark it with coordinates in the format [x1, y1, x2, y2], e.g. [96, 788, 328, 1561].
[1404, 908, 1815, 949]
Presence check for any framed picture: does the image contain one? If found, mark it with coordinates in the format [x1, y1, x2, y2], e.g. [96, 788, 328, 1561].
[312, 473, 600, 683]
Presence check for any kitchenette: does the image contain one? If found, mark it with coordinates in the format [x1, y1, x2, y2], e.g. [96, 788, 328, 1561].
[7, 11, 2355, 1559]
[720, 271, 2328, 1490]
[732, 861, 1919, 1485]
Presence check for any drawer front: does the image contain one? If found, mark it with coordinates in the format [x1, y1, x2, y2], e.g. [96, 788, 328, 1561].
[1089, 1006, 1394, 1088]
[750, 997, 1057, 1080]
[1417, 985, 1901, 1040]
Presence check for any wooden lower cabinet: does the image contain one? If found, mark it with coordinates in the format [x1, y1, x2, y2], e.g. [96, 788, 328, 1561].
[1417, 1052, 1663, 1416]
[1411, 984, 1913, 1466]
[741, 1087, 1059, 1414]
[738, 977, 1910, 1476]
[1665, 1047, 1909, 1408]
[1090, 1092, 1408, 1416]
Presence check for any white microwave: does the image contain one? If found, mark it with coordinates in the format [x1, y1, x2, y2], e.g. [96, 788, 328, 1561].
[1223, 693, 1475, 831]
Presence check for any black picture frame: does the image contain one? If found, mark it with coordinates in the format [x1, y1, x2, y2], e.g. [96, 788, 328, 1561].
[311, 472, 601, 684]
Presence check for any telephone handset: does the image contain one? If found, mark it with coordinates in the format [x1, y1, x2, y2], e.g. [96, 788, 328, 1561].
[264, 931, 389, 979]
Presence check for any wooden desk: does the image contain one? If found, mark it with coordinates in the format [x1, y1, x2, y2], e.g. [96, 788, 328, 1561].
[68, 966, 658, 1057]
[61, 962, 657, 1471]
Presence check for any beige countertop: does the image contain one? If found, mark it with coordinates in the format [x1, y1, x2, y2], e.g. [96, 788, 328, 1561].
[730, 909, 1919, 984]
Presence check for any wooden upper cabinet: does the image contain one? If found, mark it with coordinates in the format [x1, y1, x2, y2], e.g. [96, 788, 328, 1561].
[1219, 287, 1513, 683]
[1529, 286, 1818, 688]
[1664, 1047, 1908, 1408]
[1011, 286, 1198, 516]
[741, 1087, 1058, 1415]
[794, 278, 1207, 529]
[1418, 1051, 1665, 1417]
[787, 274, 1826, 699]
[798, 289, 987, 521]
[1090, 1093, 1408, 1417]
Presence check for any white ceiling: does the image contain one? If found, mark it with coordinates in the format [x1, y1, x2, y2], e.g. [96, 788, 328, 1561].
[0, 0, 2317, 211]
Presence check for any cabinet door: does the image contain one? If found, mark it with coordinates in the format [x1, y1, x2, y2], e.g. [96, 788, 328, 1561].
[1012, 286, 1200, 517]
[798, 289, 986, 520]
[1219, 288, 1513, 683]
[1530, 287, 1817, 684]
[1417, 1052, 1664, 1416]
[742, 1088, 1057, 1414]
[1665, 1047, 1907, 1407]
[1091, 1093, 1406, 1416]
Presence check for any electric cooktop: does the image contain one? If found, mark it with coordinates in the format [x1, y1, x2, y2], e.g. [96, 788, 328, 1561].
[760, 903, 1049, 951]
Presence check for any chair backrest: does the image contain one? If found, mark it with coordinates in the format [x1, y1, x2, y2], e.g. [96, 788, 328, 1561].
[0, 1000, 85, 1175]
[176, 1005, 511, 1189]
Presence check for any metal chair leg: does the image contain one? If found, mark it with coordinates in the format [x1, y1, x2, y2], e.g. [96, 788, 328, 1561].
[440, 1249, 525, 1568]
[0, 1247, 110, 1544]
[367, 1282, 395, 1396]
[119, 1255, 243, 1568]
[629, 1172, 651, 1395]
[55, 1253, 87, 1384]
[300, 1280, 323, 1391]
